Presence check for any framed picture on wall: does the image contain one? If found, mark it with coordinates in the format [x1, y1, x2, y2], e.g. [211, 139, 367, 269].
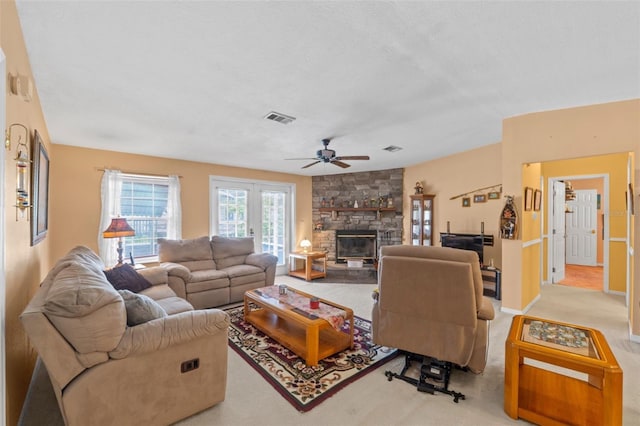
[31, 130, 49, 246]
[524, 187, 533, 211]
[462, 197, 471, 207]
[534, 189, 542, 211]
[474, 194, 487, 203]
[488, 191, 501, 200]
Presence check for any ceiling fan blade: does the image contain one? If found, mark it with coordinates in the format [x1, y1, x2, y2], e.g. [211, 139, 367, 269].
[335, 155, 370, 161]
[332, 160, 351, 168]
[285, 157, 318, 160]
[302, 161, 321, 169]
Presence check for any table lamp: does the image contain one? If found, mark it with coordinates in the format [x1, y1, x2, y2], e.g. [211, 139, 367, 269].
[300, 239, 312, 253]
[103, 218, 135, 266]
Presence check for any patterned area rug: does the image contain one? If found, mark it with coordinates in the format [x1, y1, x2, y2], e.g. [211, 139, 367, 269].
[226, 306, 397, 412]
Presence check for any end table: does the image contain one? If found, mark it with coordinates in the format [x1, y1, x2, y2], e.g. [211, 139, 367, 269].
[288, 251, 327, 281]
[504, 315, 622, 425]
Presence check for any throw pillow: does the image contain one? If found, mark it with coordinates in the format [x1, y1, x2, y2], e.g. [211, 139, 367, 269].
[118, 290, 167, 326]
[104, 263, 153, 293]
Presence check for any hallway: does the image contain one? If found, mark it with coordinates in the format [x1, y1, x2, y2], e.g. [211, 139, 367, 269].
[558, 264, 603, 291]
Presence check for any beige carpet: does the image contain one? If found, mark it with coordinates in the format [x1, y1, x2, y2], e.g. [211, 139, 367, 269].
[20, 277, 640, 425]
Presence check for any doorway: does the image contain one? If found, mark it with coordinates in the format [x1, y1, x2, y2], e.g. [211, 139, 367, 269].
[209, 176, 295, 275]
[548, 175, 607, 292]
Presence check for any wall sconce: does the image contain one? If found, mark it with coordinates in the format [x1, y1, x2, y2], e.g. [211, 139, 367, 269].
[300, 239, 312, 253]
[7, 124, 32, 220]
[5, 123, 28, 150]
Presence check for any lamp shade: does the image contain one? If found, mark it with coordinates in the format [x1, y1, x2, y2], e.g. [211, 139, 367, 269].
[300, 239, 312, 252]
[103, 218, 135, 238]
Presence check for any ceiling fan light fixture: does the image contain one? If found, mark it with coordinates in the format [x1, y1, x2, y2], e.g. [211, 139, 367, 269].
[264, 111, 296, 125]
[383, 145, 403, 152]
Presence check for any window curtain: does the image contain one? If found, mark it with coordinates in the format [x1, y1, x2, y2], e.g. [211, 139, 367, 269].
[98, 169, 123, 267]
[166, 175, 182, 239]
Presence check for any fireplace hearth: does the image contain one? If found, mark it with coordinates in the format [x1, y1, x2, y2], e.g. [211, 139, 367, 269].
[335, 230, 377, 264]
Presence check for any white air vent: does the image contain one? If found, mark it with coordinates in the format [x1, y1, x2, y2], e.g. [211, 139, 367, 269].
[382, 145, 402, 152]
[264, 111, 296, 125]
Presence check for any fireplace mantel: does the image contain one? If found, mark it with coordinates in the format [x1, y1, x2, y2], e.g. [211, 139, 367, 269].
[319, 207, 397, 220]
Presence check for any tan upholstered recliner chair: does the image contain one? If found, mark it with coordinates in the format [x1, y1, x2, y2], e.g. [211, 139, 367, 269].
[21, 246, 229, 425]
[372, 245, 495, 402]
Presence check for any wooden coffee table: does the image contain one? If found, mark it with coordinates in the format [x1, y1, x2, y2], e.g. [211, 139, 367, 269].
[243, 286, 354, 366]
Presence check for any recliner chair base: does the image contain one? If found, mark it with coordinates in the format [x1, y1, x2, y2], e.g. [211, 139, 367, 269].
[384, 352, 466, 403]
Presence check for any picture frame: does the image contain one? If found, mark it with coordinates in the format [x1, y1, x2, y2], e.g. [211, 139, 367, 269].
[533, 189, 542, 211]
[474, 194, 487, 203]
[462, 197, 471, 207]
[524, 187, 533, 211]
[31, 130, 49, 246]
[488, 191, 501, 200]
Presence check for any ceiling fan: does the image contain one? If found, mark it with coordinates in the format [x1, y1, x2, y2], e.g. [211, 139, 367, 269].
[286, 138, 370, 169]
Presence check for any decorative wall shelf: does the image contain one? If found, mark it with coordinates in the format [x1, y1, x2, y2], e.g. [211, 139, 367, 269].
[500, 195, 518, 239]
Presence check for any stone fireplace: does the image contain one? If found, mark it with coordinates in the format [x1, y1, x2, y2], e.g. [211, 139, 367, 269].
[336, 230, 377, 263]
[312, 168, 403, 262]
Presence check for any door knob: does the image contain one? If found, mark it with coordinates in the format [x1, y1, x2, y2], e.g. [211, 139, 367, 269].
[591, 229, 596, 234]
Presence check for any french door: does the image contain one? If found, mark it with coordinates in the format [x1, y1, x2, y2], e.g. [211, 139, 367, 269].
[210, 176, 294, 274]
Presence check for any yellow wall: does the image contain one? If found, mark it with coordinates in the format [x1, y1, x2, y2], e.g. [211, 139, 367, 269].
[50, 145, 312, 263]
[541, 153, 629, 291]
[1, 2, 54, 424]
[501, 100, 639, 332]
[521, 162, 542, 307]
[404, 143, 503, 268]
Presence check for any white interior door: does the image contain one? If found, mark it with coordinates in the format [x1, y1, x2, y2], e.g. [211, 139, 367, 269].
[552, 181, 566, 283]
[565, 189, 597, 266]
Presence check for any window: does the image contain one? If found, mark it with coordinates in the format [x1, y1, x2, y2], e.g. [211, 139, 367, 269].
[120, 175, 170, 259]
[99, 170, 181, 266]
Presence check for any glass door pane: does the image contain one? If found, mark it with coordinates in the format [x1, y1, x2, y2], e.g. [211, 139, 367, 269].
[217, 188, 248, 237]
[261, 190, 286, 262]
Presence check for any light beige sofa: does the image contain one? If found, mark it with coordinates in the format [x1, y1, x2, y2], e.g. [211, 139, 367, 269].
[20, 246, 229, 426]
[372, 245, 495, 374]
[159, 236, 278, 309]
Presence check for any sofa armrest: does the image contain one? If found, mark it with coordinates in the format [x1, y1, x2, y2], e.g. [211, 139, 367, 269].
[477, 296, 495, 321]
[245, 253, 278, 270]
[109, 309, 229, 359]
[137, 266, 168, 286]
[160, 262, 192, 281]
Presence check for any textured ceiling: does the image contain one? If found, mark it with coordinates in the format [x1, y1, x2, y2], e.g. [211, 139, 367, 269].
[15, 1, 640, 176]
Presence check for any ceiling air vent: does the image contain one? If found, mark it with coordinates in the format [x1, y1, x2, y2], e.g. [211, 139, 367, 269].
[382, 145, 402, 152]
[264, 111, 296, 125]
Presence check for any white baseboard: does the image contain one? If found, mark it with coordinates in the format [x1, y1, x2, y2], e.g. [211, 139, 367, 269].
[500, 294, 541, 315]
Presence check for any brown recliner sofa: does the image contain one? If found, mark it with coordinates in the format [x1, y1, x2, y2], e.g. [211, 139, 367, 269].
[159, 235, 278, 309]
[372, 245, 495, 400]
[20, 246, 229, 426]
